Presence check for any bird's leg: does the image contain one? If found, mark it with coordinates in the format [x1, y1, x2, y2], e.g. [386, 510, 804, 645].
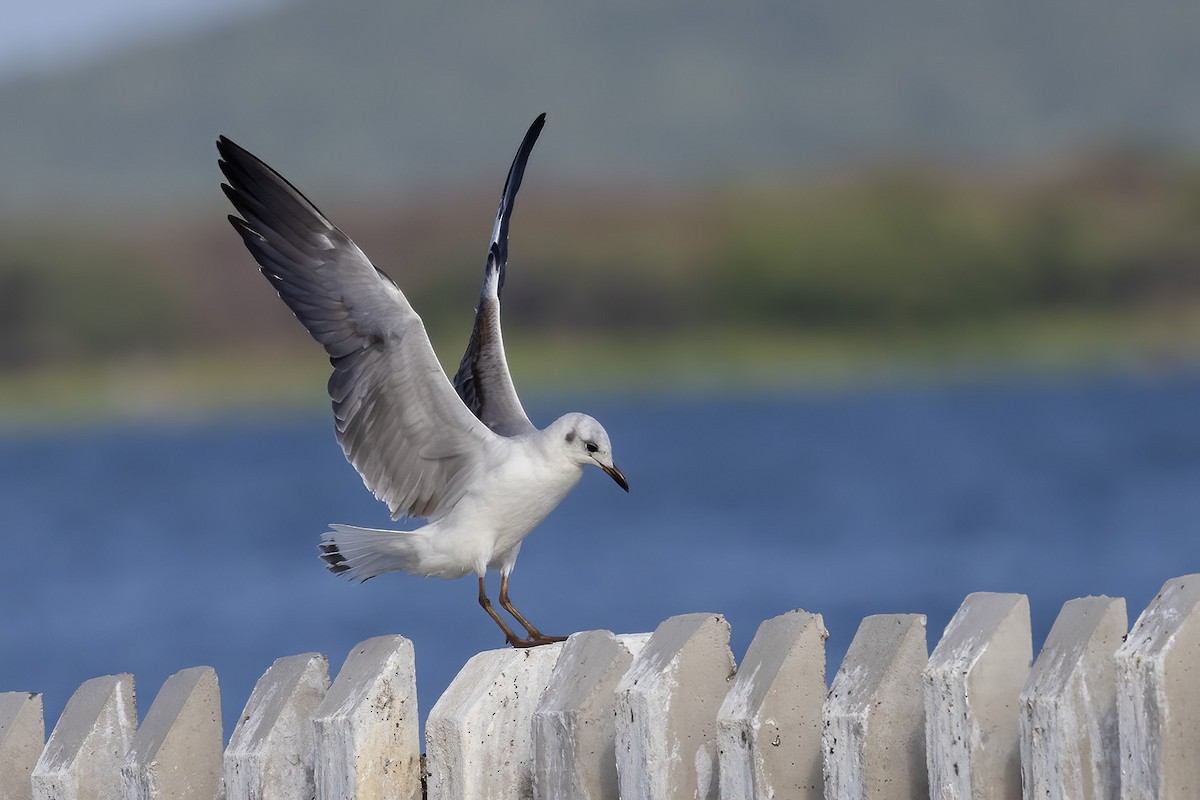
[499, 573, 567, 646]
[478, 576, 535, 648]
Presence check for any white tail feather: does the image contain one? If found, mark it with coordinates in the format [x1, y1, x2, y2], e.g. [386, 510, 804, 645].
[320, 524, 433, 581]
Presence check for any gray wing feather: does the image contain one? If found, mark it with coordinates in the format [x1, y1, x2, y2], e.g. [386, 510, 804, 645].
[452, 114, 545, 437]
[218, 135, 493, 521]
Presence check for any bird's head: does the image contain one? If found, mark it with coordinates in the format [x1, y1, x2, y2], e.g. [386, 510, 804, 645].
[555, 413, 628, 492]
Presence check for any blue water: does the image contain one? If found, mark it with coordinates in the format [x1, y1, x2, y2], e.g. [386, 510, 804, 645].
[3, 368, 1200, 739]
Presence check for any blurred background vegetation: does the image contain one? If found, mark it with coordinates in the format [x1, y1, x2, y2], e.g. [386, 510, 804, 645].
[3, 0, 1200, 420]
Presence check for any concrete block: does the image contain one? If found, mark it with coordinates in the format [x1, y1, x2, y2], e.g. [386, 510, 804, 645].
[923, 592, 1030, 800]
[532, 631, 650, 800]
[718, 609, 827, 800]
[314, 634, 420, 800]
[426, 643, 564, 800]
[31, 673, 136, 800]
[614, 613, 736, 800]
[1116, 574, 1200, 799]
[0, 692, 44, 800]
[1019, 596, 1125, 800]
[823, 613, 928, 800]
[121, 666, 223, 800]
[225, 652, 330, 800]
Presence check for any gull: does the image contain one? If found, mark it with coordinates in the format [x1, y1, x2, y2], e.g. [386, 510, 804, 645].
[217, 114, 628, 648]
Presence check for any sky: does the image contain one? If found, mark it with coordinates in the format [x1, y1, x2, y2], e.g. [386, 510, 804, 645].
[0, 0, 272, 76]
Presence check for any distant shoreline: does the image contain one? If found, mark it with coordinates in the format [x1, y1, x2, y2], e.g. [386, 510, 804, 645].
[3, 311, 1198, 428]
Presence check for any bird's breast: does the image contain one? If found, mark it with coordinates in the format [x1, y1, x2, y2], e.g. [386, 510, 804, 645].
[454, 446, 583, 549]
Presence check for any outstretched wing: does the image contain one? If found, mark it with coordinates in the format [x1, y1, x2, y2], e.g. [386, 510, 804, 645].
[218, 136, 495, 521]
[452, 114, 545, 437]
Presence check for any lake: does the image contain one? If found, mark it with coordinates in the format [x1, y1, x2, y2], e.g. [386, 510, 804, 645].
[3, 366, 1199, 737]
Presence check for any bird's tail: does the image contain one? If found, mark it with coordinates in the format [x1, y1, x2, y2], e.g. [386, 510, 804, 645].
[319, 524, 432, 582]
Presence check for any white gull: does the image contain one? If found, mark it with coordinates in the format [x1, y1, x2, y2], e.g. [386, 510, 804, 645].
[217, 114, 627, 647]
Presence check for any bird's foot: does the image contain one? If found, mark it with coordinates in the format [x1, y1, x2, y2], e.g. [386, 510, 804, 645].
[506, 632, 568, 649]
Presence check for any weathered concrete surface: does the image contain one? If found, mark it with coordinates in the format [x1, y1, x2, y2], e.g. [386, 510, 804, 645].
[717, 609, 827, 800]
[314, 634, 420, 800]
[225, 652, 330, 800]
[1116, 574, 1200, 799]
[531, 631, 649, 800]
[614, 613, 736, 800]
[0, 692, 44, 800]
[823, 613, 928, 800]
[427, 643, 564, 800]
[1019, 596, 1125, 800]
[31, 673, 136, 800]
[121, 666, 223, 800]
[924, 592, 1030, 800]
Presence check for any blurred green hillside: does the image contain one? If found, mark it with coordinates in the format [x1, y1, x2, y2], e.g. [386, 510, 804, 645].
[3, 0, 1200, 210]
[5, 0, 1200, 418]
[3, 150, 1200, 420]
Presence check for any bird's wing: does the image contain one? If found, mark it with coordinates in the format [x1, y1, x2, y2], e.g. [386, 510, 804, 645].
[218, 135, 495, 521]
[452, 114, 545, 437]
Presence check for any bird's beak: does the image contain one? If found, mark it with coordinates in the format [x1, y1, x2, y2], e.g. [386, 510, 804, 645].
[602, 463, 629, 492]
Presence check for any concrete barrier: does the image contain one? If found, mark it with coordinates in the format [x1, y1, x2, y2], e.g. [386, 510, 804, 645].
[614, 613, 736, 800]
[11, 579, 1200, 798]
[1019, 596, 1125, 800]
[717, 609, 827, 800]
[1116, 574, 1200, 799]
[121, 666, 223, 800]
[0, 692, 44, 800]
[823, 613, 928, 799]
[532, 631, 649, 800]
[225, 652, 330, 800]
[314, 634, 420, 800]
[426, 643, 563, 800]
[32, 673, 136, 800]
[924, 592, 1030, 800]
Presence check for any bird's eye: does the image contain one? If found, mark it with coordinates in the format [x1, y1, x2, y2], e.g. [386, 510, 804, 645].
[585, 441, 599, 454]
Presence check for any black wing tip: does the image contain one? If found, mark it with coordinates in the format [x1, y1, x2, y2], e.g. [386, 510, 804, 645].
[521, 114, 547, 154]
[511, 114, 546, 173]
[216, 134, 254, 156]
[491, 114, 548, 247]
[216, 134, 334, 225]
[215, 136, 252, 187]
[216, 136, 267, 184]
[225, 213, 262, 243]
[215, 134, 245, 164]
